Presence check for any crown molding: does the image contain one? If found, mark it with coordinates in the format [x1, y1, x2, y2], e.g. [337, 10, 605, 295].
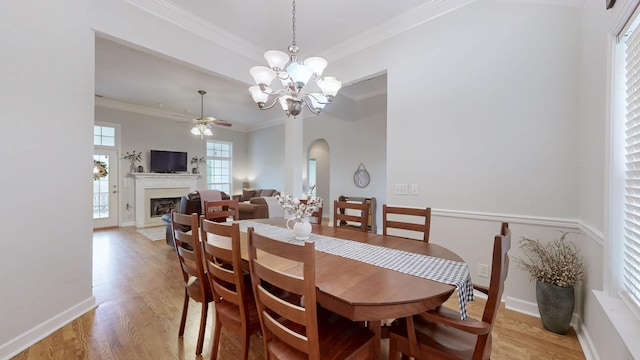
[497, 0, 584, 7]
[319, 0, 478, 61]
[126, 0, 479, 64]
[124, 0, 583, 68]
[124, 0, 264, 62]
[95, 95, 250, 132]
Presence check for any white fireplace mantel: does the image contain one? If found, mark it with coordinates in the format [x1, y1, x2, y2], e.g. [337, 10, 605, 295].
[131, 173, 199, 227]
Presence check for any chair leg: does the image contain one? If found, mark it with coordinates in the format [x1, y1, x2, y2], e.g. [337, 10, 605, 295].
[195, 301, 208, 355]
[389, 337, 398, 360]
[179, 291, 189, 337]
[210, 316, 222, 360]
[240, 331, 250, 360]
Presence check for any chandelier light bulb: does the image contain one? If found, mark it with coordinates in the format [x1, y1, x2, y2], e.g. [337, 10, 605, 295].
[264, 50, 290, 71]
[250, 66, 276, 87]
[304, 57, 327, 77]
[317, 77, 342, 98]
[308, 93, 328, 111]
[286, 62, 313, 89]
[249, 86, 270, 105]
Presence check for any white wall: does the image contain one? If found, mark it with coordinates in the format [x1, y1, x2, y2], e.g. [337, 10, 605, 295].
[246, 125, 286, 191]
[4, 0, 634, 358]
[95, 106, 249, 224]
[329, 0, 582, 280]
[0, 0, 95, 357]
[304, 92, 388, 228]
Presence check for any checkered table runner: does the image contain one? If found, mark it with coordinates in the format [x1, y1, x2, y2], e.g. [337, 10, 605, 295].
[239, 221, 474, 320]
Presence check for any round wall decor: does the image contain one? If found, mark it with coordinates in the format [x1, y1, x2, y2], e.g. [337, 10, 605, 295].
[353, 163, 370, 188]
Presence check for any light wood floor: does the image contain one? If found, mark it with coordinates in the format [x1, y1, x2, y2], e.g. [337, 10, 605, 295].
[12, 226, 586, 360]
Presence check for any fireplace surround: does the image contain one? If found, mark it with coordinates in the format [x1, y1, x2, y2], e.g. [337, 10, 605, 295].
[131, 173, 199, 227]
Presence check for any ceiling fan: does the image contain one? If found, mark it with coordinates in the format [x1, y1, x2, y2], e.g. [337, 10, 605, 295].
[188, 90, 231, 139]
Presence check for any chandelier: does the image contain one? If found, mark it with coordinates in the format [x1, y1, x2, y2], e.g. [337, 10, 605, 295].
[191, 90, 214, 139]
[248, 0, 342, 117]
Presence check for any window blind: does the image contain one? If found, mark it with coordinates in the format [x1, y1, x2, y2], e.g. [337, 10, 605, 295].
[623, 26, 640, 311]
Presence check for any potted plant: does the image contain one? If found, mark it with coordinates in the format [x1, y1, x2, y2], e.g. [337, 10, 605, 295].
[515, 231, 585, 334]
[123, 150, 143, 173]
[190, 156, 205, 174]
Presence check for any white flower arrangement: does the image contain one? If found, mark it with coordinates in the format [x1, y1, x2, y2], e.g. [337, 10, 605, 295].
[276, 192, 323, 221]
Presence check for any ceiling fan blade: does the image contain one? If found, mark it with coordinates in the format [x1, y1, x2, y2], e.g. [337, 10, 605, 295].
[213, 119, 232, 127]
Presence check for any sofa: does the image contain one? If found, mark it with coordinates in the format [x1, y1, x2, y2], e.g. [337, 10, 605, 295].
[232, 188, 280, 220]
[161, 190, 230, 247]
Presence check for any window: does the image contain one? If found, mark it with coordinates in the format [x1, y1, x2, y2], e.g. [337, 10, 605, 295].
[206, 141, 232, 194]
[614, 12, 640, 314]
[94, 125, 115, 146]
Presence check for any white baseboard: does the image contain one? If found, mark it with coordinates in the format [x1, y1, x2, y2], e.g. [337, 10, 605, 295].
[574, 315, 600, 360]
[505, 295, 540, 317]
[0, 296, 97, 360]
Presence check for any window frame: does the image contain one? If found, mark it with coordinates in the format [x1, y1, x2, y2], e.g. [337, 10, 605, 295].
[205, 140, 233, 195]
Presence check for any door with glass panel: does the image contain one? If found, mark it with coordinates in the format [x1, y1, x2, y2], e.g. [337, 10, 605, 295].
[93, 148, 119, 228]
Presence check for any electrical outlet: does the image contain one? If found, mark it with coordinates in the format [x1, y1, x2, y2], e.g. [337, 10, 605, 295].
[394, 184, 409, 195]
[410, 184, 418, 195]
[478, 264, 489, 278]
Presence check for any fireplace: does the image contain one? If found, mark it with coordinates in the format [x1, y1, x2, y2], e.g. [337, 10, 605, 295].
[132, 173, 199, 227]
[150, 197, 181, 218]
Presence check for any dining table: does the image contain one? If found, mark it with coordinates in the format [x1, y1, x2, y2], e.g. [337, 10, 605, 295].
[207, 218, 472, 359]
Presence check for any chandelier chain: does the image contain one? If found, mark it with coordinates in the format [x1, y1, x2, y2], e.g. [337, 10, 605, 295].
[291, 0, 296, 47]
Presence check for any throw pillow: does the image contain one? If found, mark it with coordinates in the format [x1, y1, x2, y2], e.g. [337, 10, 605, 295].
[260, 189, 276, 197]
[242, 189, 256, 202]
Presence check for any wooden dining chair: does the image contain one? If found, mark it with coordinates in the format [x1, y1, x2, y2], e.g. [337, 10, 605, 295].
[170, 210, 213, 355]
[199, 218, 261, 360]
[333, 200, 370, 232]
[204, 199, 239, 222]
[247, 227, 376, 360]
[388, 223, 511, 360]
[382, 205, 432, 242]
[300, 198, 323, 224]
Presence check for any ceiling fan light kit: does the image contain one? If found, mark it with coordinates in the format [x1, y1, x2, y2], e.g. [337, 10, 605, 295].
[190, 90, 231, 139]
[248, 0, 341, 117]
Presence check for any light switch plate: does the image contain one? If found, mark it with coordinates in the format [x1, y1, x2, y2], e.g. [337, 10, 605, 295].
[395, 184, 409, 195]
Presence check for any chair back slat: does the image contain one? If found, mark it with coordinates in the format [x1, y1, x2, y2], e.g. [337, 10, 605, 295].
[172, 211, 207, 285]
[170, 210, 212, 355]
[333, 200, 370, 232]
[204, 199, 240, 221]
[383, 205, 431, 242]
[248, 228, 321, 358]
[199, 217, 261, 360]
[199, 219, 248, 307]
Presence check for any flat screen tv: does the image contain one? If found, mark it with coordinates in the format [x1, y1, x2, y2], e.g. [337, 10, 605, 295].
[149, 150, 188, 173]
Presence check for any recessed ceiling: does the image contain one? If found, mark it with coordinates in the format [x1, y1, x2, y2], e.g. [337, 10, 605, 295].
[95, 0, 468, 130]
